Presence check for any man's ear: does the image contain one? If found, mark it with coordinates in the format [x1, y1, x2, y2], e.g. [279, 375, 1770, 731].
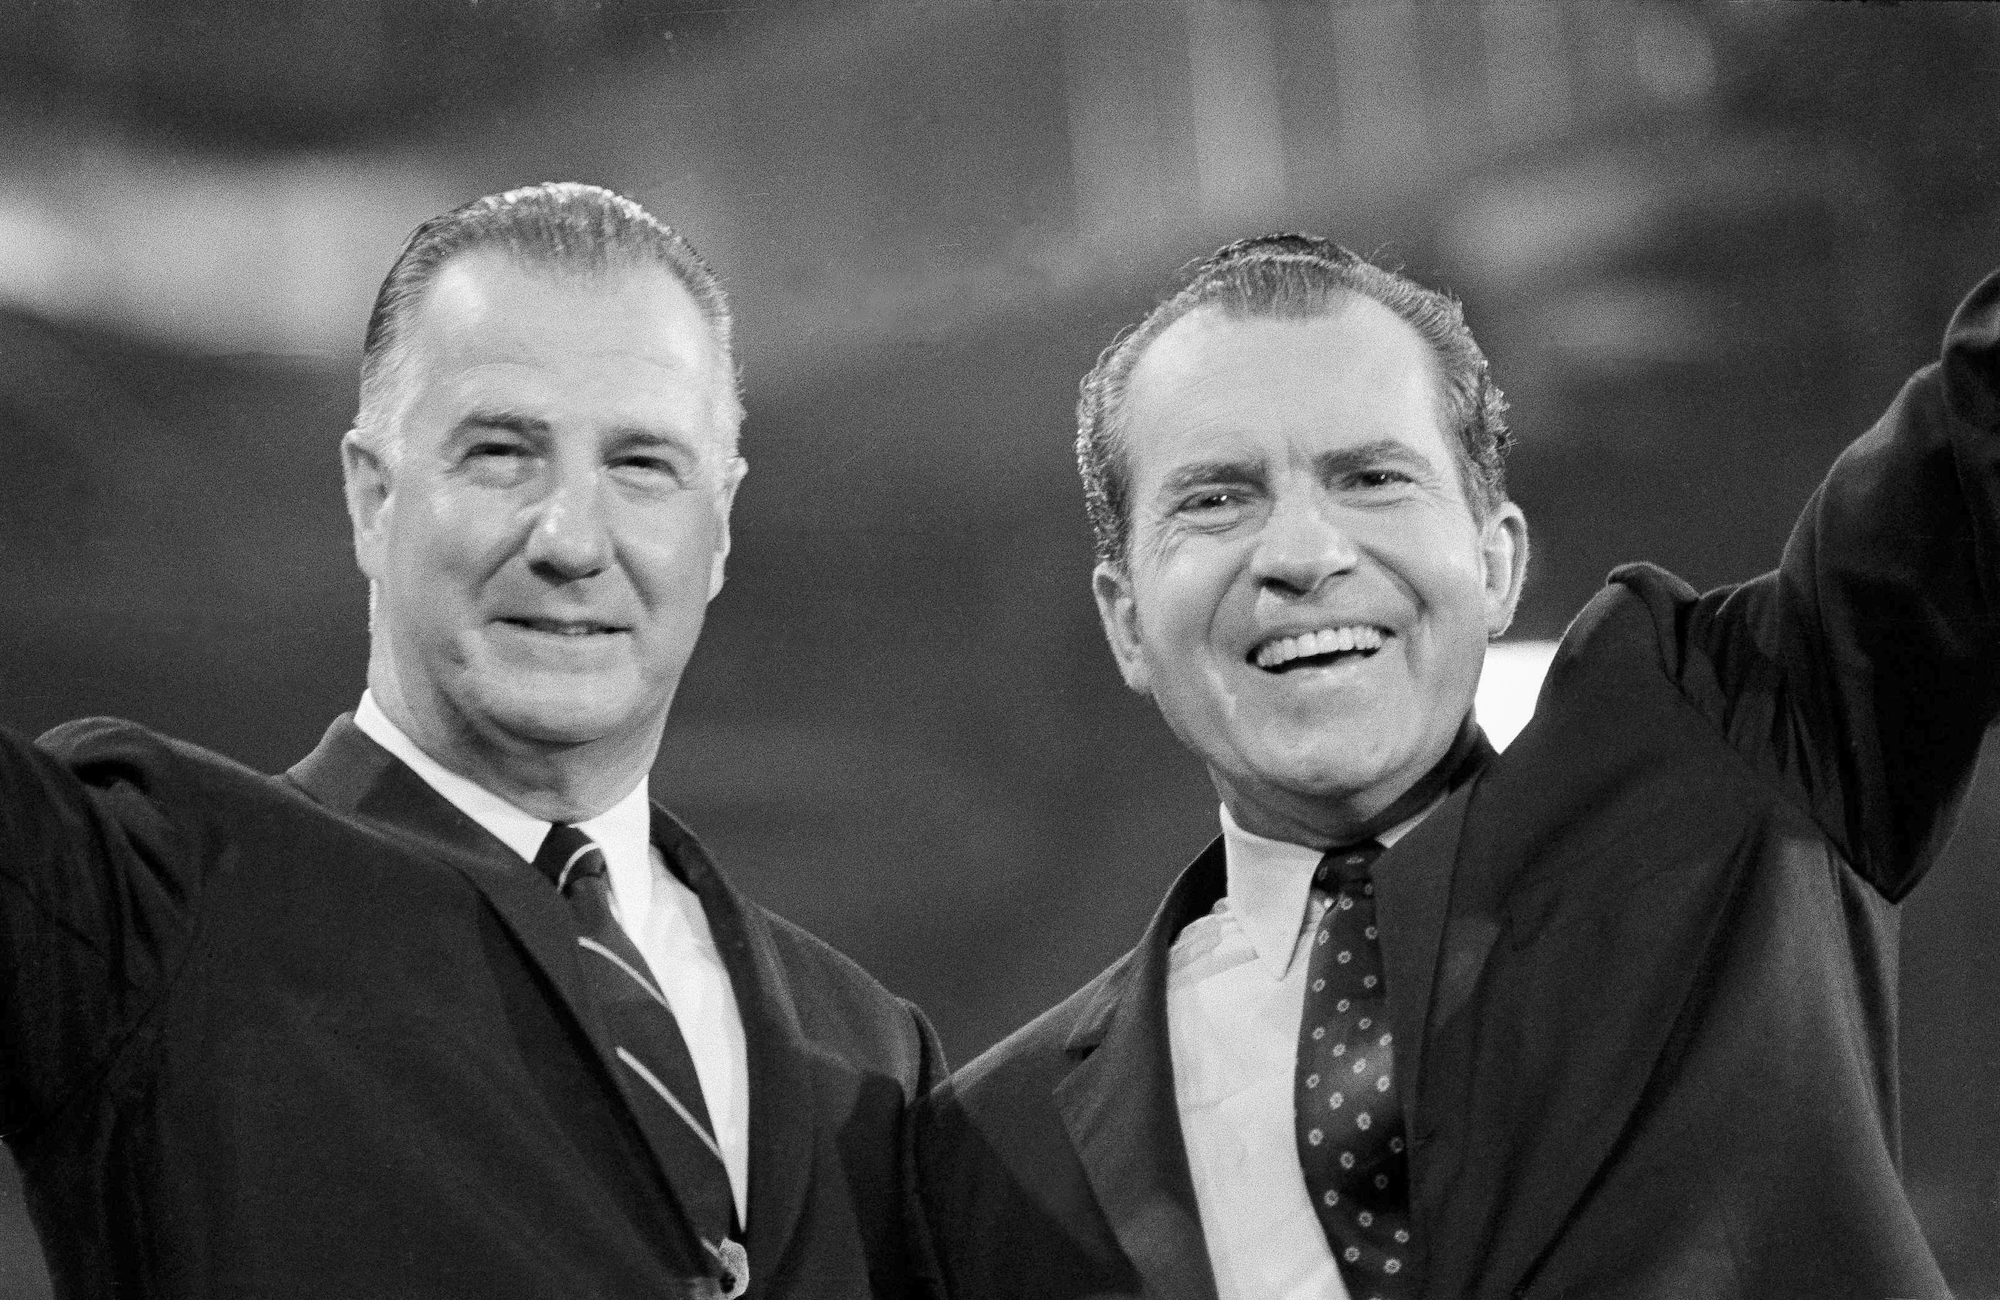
[341, 430, 392, 583]
[707, 455, 749, 601]
[1091, 560, 1152, 695]
[1480, 500, 1531, 638]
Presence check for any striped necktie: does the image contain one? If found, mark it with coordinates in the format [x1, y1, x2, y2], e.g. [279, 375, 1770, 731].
[1295, 840, 1417, 1300]
[534, 823, 746, 1299]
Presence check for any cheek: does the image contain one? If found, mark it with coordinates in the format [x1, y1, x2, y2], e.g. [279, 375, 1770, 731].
[393, 488, 502, 575]
[1395, 527, 1491, 626]
[1139, 539, 1237, 631]
[625, 511, 727, 602]
[1439, 553, 1493, 613]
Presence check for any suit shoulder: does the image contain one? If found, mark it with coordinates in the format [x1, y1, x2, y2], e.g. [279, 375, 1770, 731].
[1584, 563, 1697, 648]
[37, 716, 270, 796]
[27, 716, 291, 851]
[1604, 560, 1700, 615]
[1546, 563, 1701, 688]
[757, 903, 901, 1003]
[945, 947, 1136, 1109]
[916, 949, 1138, 1237]
[917, 954, 1143, 1293]
[750, 902, 938, 1076]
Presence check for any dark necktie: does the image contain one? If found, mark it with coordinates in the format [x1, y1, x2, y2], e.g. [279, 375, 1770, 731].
[1295, 840, 1417, 1300]
[534, 823, 746, 1299]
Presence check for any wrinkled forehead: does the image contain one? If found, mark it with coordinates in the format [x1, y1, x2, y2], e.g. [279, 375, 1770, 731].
[1127, 301, 1444, 438]
[376, 248, 736, 450]
[1117, 298, 1475, 507]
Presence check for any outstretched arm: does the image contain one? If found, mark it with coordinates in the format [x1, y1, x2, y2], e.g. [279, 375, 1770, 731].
[0, 722, 197, 1140]
[1636, 268, 2000, 900]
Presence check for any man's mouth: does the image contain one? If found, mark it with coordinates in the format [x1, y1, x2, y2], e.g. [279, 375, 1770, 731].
[1250, 625, 1388, 672]
[499, 617, 628, 637]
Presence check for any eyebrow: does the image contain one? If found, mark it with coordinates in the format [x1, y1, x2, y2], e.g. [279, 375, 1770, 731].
[1313, 438, 1442, 480]
[453, 411, 702, 456]
[455, 410, 551, 439]
[1154, 437, 1441, 499]
[606, 425, 698, 451]
[1157, 458, 1266, 499]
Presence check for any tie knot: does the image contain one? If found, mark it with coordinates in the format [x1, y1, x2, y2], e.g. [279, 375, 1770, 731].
[535, 823, 606, 894]
[1315, 840, 1385, 890]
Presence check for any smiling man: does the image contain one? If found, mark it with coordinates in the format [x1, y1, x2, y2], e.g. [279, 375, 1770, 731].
[1090, 280, 1524, 850]
[917, 236, 2000, 1300]
[0, 183, 941, 1300]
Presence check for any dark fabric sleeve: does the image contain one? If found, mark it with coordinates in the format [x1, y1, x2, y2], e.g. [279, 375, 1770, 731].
[0, 720, 200, 1139]
[1619, 268, 2000, 900]
[900, 999, 951, 1300]
[907, 999, 949, 1099]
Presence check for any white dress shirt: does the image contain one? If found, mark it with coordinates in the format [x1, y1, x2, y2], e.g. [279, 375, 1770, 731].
[354, 692, 751, 1224]
[1167, 805, 1424, 1300]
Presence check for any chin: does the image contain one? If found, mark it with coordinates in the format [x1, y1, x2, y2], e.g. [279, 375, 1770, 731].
[473, 675, 657, 749]
[1277, 757, 1401, 805]
[1241, 736, 1421, 808]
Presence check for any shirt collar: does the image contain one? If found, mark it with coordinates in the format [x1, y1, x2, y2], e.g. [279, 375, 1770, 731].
[354, 691, 655, 925]
[1216, 799, 1432, 982]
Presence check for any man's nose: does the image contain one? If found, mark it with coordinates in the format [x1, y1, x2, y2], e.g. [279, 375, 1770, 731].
[1249, 492, 1360, 597]
[524, 461, 612, 580]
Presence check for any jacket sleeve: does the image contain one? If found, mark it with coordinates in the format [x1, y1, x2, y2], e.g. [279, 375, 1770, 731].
[0, 720, 202, 1139]
[1622, 267, 2000, 900]
[900, 1000, 952, 1300]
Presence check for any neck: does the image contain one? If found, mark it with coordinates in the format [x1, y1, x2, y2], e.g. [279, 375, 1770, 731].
[1219, 717, 1486, 849]
[367, 672, 658, 824]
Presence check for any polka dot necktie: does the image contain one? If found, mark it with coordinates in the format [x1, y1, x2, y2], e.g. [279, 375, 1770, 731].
[1295, 841, 1417, 1300]
[534, 824, 747, 1299]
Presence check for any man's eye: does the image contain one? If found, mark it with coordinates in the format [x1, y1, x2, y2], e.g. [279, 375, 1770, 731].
[467, 442, 530, 461]
[460, 442, 537, 483]
[1183, 490, 1243, 512]
[609, 456, 687, 488]
[1351, 469, 1412, 490]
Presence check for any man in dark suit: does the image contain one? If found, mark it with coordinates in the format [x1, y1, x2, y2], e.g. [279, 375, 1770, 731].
[0, 182, 942, 1299]
[917, 236, 2000, 1299]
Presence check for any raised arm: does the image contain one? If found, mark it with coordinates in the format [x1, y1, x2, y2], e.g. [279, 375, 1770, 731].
[1625, 268, 2000, 900]
[0, 721, 199, 1139]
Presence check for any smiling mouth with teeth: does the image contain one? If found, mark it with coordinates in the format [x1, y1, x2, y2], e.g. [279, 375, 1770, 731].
[503, 618, 625, 637]
[1252, 625, 1388, 671]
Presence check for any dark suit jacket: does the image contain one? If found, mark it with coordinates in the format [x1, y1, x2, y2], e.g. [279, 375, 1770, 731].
[0, 714, 944, 1299]
[917, 272, 2000, 1300]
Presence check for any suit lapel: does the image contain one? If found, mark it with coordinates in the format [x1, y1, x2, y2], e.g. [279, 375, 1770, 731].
[654, 808, 817, 1281]
[1371, 770, 1478, 1138]
[1053, 841, 1226, 1300]
[286, 716, 595, 1033]
[1369, 730, 1497, 1114]
[285, 717, 717, 1258]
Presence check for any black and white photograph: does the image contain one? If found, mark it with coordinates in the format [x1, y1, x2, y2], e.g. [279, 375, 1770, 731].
[3, 2, 1998, 1297]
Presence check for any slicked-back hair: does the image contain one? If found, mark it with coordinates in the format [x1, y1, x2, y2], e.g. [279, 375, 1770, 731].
[354, 181, 742, 453]
[1075, 234, 1511, 568]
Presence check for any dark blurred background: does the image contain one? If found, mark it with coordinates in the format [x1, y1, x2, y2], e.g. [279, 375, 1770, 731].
[3, 0, 1999, 1294]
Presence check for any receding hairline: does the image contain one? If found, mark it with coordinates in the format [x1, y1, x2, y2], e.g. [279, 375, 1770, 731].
[1130, 289, 1436, 382]
[360, 244, 743, 449]
[1076, 234, 1514, 569]
[354, 181, 746, 453]
[1112, 292, 1467, 499]
[405, 244, 722, 344]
